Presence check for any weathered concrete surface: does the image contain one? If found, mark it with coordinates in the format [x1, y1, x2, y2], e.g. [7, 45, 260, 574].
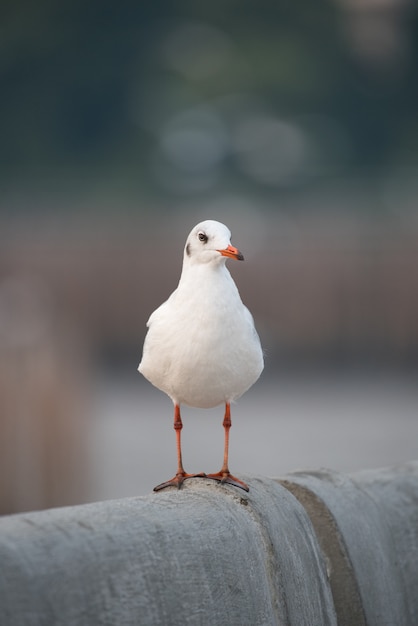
[280, 461, 418, 626]
[0, 477, 336, 626]
[1, 464, 417, 626]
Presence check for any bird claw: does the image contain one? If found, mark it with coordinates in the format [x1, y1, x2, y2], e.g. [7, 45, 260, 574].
[153, 472, 206, 492]
[205, 472, 249, 492]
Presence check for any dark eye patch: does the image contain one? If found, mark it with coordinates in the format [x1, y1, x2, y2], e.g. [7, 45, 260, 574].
[198, 232, 208, 243]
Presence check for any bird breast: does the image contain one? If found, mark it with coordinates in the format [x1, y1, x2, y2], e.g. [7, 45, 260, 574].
[139, 265, 263, 408]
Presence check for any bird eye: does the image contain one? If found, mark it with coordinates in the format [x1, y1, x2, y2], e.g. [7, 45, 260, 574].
[198, 232, 208, 243]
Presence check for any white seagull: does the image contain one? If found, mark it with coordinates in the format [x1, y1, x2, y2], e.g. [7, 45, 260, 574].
[138, 220, 264, 491]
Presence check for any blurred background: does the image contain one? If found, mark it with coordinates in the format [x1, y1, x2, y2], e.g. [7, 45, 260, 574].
[1, 0, 418, 514]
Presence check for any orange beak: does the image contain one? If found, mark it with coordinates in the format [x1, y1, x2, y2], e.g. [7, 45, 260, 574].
[218, 244, 244, 261]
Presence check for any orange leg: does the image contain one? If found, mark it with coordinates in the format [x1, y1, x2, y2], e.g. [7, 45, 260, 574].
[154, 404, 206, 491]
[206, 403, 249, 491]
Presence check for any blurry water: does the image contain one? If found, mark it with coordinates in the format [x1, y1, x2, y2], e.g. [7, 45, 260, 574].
[88, 370, 418, 501]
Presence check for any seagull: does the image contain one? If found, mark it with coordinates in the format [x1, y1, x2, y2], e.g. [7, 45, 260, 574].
[138, 220, 264, 492]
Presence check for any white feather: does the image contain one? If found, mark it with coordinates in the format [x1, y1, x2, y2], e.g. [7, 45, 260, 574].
[138, 220, 264, 408]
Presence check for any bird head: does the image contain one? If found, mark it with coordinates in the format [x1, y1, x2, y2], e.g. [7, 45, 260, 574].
[184, 220, 244, 266]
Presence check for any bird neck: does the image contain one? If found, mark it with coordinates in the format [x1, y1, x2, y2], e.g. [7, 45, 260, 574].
[178, 258, 231, 291]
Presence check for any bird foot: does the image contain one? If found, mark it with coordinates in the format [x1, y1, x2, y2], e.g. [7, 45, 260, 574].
[153, 472, 206, 492]
[205, 471, 249, 492]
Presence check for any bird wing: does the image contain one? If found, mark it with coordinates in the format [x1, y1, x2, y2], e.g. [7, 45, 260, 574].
[145, 288, 178, 328]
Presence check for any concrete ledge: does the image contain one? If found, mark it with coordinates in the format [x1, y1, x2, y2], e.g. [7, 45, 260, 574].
[280, 461, 418, 626]
[0, 463, 417, 625]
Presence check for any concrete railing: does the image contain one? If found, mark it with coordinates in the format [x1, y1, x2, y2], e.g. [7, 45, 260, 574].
[1, 462, 417, 625]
